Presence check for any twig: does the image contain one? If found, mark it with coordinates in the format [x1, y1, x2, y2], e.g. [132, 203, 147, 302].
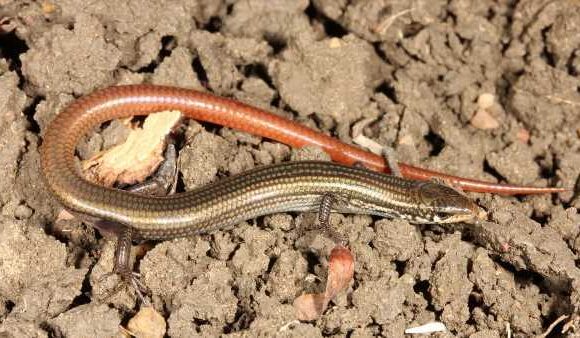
[352, 134, 384, 155]
[562, 315, 577, 334]
[374, 9, 414, 34]
[382, 146, 401, 177]
[538, 315, 569, 338]
[545, 95, 580, 107]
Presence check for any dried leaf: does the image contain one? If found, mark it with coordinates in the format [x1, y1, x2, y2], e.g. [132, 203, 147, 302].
[125, 306, 166, 338]
[405, 321, 447, 334]
[56, 209, 75, 221]
[324, 246, 354, 300]
[294, 245, 354, 320]
[293, 293, 326, 321]
[82, 110, 181, 186]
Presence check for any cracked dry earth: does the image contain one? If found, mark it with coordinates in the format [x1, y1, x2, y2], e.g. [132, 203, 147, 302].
[0, 0, 579, 337]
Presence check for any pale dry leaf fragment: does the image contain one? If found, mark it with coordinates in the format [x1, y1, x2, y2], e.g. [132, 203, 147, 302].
[294, 246, 354, 320]
[124, 306, 166, 338]
[82, 111, 182, 187]
[405, 321, 447, 334]
[57, 209, 75, 221]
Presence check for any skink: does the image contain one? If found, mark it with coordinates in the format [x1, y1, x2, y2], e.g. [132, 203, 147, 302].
[37, 85, 551, 289]
[42, 159, 479, 239]
[38, 83, 480, 234]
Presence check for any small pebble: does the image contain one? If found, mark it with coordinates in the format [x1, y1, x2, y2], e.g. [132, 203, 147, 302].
[516, 128, 530, 143]
[477, 93, 495, 109]
[470, 109, 499, 130]
[329, 38, 342, 48]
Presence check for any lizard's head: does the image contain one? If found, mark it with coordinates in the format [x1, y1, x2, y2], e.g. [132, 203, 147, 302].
[415, 182, 482, 224]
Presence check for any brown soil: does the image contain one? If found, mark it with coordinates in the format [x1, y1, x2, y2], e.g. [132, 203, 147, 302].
[1, 0, 579, 337]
